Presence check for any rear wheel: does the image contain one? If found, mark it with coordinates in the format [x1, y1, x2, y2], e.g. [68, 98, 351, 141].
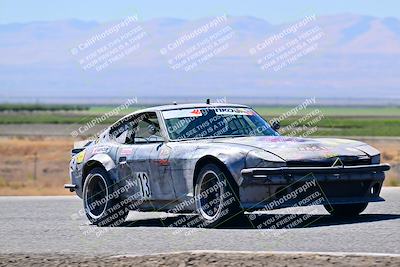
[194, 163, 243, 228]
[324, 203, 368, 217]
[83, 167, 129, 226]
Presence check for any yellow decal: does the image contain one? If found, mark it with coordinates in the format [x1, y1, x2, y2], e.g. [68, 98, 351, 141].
[76, 151, 85, 164]
[325, 153, 339, 158]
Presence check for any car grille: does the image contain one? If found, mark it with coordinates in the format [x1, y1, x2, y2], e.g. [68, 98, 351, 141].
[286, 156, 371, 168]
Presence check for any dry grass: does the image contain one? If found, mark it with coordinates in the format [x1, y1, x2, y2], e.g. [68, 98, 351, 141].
[0, 186, 69, 196]
[0, 136, 398, 196]
[0, 136, 73, 195]
[360, 138, 400, 186]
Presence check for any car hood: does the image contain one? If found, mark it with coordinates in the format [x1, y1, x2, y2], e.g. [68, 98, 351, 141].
[212, 136, 368, 161]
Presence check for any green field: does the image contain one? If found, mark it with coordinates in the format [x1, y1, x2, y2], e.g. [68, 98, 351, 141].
[0, 113, 116, 124]
[89, 105, 400, 117]
[2, 104, 398, 117]
[0, 104, 399, 136]
[0, 104, 89, 112]
[254, 106, 400, 117]
[280, 118, 400, 136]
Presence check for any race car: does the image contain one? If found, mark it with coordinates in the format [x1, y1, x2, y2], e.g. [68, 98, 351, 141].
[65, 102, 390, 227]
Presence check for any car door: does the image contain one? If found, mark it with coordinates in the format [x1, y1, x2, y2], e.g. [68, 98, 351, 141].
[113, 112, 176, 201]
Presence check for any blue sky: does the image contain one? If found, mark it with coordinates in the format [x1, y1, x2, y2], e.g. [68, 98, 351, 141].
[0, 0, 399, 24]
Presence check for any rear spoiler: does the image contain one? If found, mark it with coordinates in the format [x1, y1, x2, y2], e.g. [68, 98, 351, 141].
[71, 140, 94, 156]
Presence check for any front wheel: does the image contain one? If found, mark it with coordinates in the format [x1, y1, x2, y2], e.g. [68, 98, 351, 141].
[83, 167, 129, 226]
[324, 203, 368, 217]
[194, 163, 243, 228]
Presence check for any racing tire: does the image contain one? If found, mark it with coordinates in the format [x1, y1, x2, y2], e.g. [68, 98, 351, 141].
[83, 167, 129, 227]
[324, 203, 368, 217]
[194, 163, 243, 228]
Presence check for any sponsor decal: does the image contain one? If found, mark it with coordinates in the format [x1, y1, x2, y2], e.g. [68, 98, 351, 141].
[263, 136, 306, 143]
[214, 107, 255, 116]
[298, 144, 329, 151]
[163, 107, 256, 119]
[92, 146, 110, 154]
[245, 110, 255, 116]
[120, 147, 134, 156]
[157, 159, 170, 166]
[190, 109, 202, 115]
[163, 109, 204, 119]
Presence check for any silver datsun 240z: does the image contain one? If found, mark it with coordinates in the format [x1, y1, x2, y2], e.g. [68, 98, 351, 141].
[66, 103, 390, 227]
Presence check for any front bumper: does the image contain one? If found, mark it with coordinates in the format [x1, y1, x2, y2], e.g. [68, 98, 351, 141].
[241, 163, 390, 180]
[238, 163, 391, 209]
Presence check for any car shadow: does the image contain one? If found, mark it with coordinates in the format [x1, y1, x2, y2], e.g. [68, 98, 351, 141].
[119, 213, 400, 229]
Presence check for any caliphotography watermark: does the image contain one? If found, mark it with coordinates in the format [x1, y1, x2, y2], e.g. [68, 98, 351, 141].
[249, 14, 325, 72]
[70, 173, 147, 238]
[158, 176, 238, 236]
[70, 15, 148, 72]
[160, 15, 235, 72]
[269, 97, 325, 139]
[248, 175, 330, 239]
[69, 97, 139, 138]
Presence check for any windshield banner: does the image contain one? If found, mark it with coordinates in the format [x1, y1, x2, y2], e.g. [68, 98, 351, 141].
[163, 107, 254, 119]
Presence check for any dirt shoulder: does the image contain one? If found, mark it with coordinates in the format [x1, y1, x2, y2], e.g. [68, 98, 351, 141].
[1, 251, 400, 267]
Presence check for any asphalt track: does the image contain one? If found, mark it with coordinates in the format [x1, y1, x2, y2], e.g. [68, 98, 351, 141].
[0, 188, 399, 256]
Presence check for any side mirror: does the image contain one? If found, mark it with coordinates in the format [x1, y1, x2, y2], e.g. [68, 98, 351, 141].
[272, 121, 280, 131]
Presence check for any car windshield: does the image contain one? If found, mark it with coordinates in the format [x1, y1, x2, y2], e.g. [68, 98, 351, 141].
[162, 107, 279, 140]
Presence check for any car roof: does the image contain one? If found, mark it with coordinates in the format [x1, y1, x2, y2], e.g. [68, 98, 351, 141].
[141, 102, 250, 112]
[110, 103, 251, 130]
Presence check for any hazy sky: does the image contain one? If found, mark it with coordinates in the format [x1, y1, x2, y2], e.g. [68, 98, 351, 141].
[1, 0, 399, 24]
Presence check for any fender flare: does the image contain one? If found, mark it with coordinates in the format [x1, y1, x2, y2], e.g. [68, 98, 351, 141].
[87, 154, 116, 171]
[193, 151, 247, 187]
[82, 154, 116, 187]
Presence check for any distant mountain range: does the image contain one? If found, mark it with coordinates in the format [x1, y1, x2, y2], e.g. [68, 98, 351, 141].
[0, 14, 399, 102]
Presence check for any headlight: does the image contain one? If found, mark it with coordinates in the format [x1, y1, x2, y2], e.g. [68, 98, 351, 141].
[356, 144, 381, 164]
[246, 150, 285, 168]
